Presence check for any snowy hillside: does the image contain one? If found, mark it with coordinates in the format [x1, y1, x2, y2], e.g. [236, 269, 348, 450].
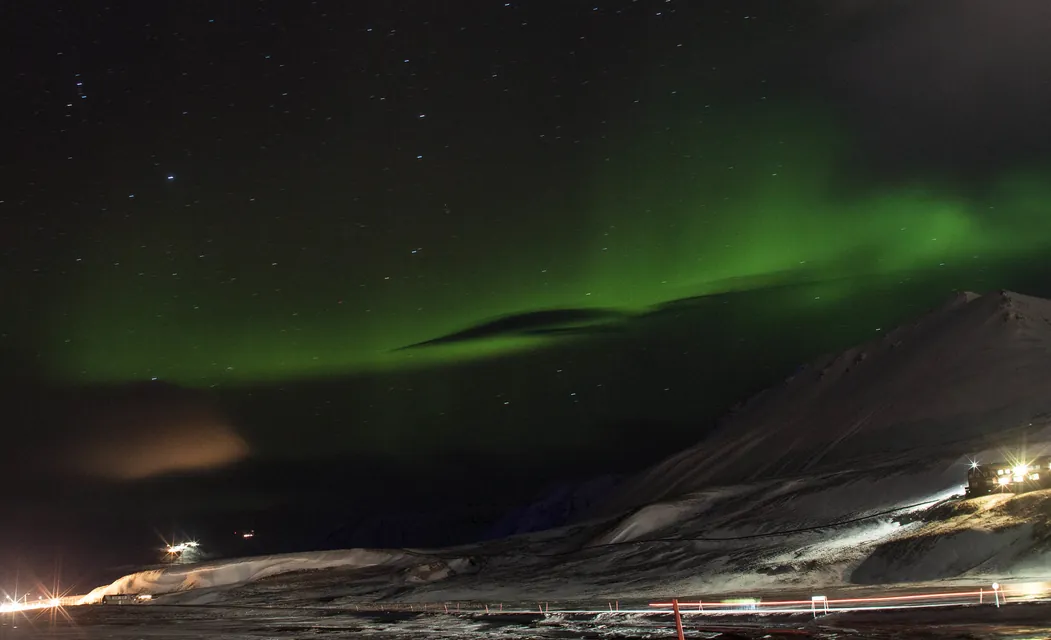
[78, 455, 1051, 606]
[75, 291, 1051, 605]
[599, 290, 1051, 513]
[79, 549, 412, 603]
[80, 549, 490, 604]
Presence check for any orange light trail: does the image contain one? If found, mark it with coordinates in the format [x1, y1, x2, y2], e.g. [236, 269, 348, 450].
[650, 589, 991, 609]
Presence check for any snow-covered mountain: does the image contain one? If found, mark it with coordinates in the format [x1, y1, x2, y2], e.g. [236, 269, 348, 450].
[598, 290, 1051, 514]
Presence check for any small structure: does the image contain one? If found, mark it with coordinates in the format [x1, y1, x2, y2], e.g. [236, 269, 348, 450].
[100, 594, 137, 605]
[967, 457, 1051, 497]
[99, 594, 152, 605]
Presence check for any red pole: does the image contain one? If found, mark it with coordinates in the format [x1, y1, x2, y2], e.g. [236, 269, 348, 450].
[671, 599, 686, 640]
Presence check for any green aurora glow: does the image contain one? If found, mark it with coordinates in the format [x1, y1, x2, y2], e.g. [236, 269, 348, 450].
[39, 106, 1051, 385]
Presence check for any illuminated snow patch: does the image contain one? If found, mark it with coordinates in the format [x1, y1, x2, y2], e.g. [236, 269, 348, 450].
[900, 485, 966, 514]
[80, 549, 418, 604]
[768, 520, 904, 567]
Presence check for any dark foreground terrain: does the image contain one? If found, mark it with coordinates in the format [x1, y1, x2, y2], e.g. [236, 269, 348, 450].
[4, 600, 1051, 640]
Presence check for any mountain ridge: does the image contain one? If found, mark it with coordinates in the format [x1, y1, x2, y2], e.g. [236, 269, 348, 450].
[596, 290, 1051, 514]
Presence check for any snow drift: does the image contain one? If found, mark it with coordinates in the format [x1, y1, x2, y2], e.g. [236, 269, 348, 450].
[80, 549, 418, 603]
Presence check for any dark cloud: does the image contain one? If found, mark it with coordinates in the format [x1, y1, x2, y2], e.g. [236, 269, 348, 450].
[397, 308, 630, 350]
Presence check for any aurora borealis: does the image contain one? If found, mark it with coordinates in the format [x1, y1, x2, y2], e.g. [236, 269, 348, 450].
[5, 0, 1051, 503]
[13, 99, 1051, 385]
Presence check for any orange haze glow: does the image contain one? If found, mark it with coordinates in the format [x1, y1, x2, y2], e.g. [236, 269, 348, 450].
[64, 383, 250, 480]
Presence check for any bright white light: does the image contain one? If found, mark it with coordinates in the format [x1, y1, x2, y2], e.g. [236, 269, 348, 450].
[1014, 465, 1028, 476]
[0, 601, 28, 613]
[1009, 582, 1049, 600]
[999, 477, 1011, 485]
[167, 540, 199, 554]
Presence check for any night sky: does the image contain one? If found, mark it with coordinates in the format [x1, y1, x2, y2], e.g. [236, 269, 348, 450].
[4, 0, 1051, 584]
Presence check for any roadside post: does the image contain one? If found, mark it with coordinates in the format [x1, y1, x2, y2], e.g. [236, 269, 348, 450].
[671, 598, 686, 640]
[811, 595, 829, 617]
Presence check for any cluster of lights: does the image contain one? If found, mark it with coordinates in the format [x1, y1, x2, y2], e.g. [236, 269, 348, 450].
[993, 463, 1047, 485]
[970, 456, 1051, 489]
[0, 597, 63, 614]
[166, 541, 199, 555]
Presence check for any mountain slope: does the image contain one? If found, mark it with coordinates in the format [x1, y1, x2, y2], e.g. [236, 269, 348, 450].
[600, 290, 1051, 513]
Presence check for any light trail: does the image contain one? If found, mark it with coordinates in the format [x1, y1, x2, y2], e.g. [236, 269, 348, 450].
[650, 589, 986, 609]
[645, 584, 1051, 617]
